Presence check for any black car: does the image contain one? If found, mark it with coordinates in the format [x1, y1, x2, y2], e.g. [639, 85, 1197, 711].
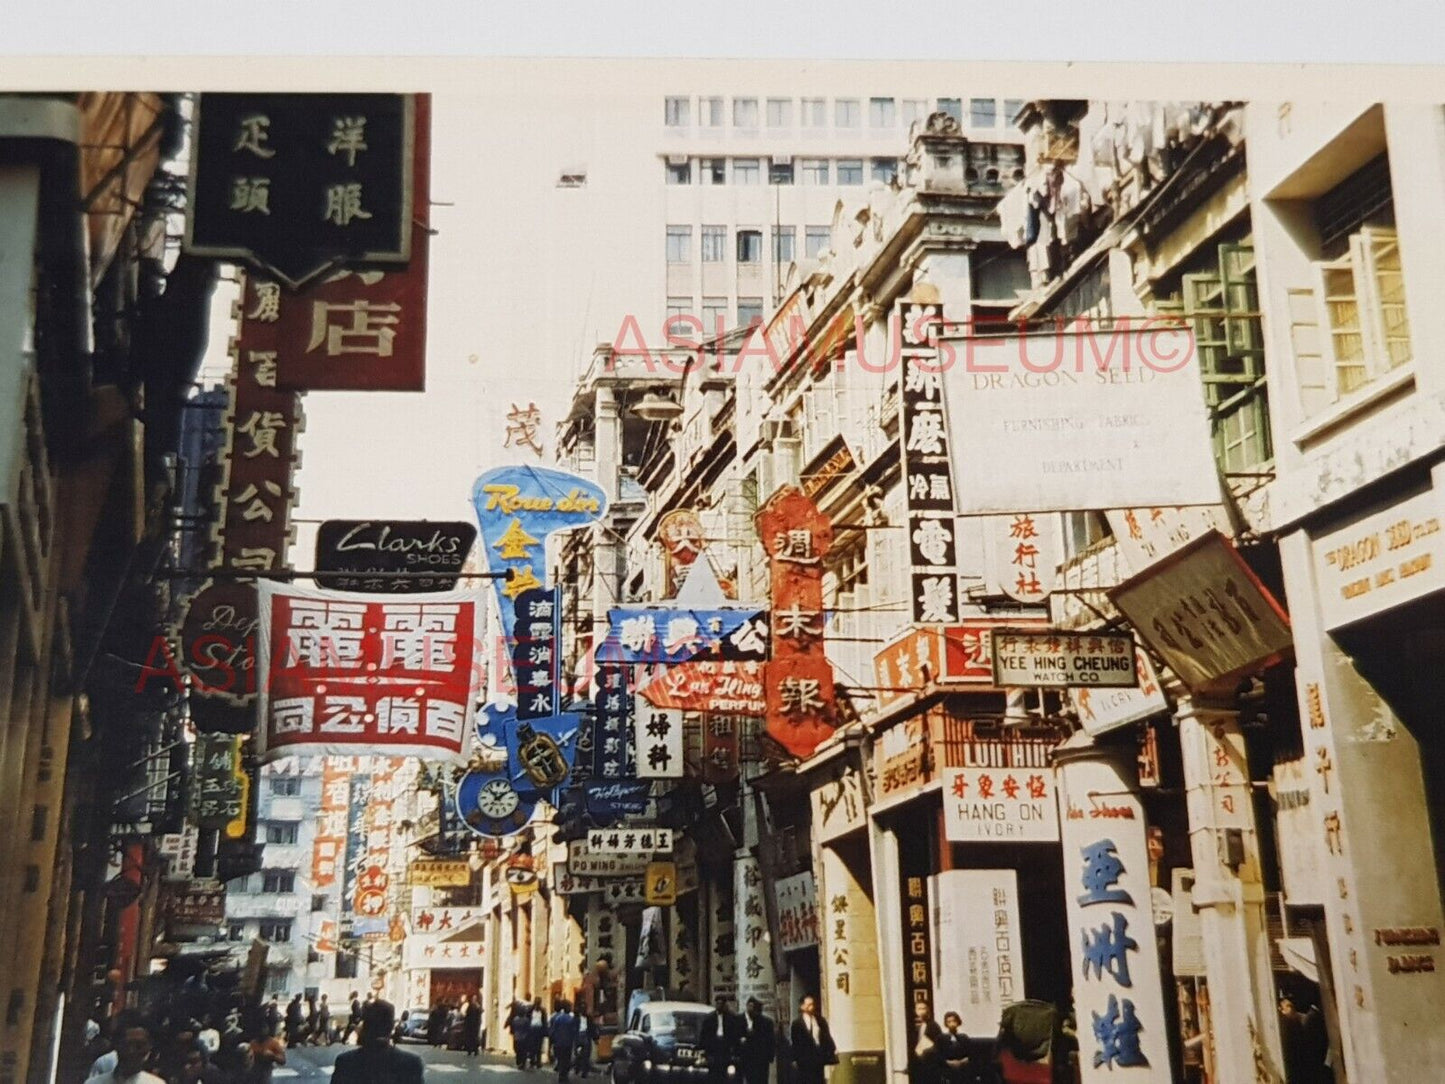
[610, 1002, 730, 1084]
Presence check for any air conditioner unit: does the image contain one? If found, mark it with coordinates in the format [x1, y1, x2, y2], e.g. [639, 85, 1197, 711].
[667, 154, 689, 166]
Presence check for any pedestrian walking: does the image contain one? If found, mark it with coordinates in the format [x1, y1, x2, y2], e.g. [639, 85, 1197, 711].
[527, 997, 549, 1068]
[907, 1003, 944, 1084]
[789, 996, 837, 1084]
[936, 1013, 974, 1084]
[262, 997, 280, 1041]
[701, 996, 743, 1084]
[316, 995, 332, 1046]
[90, 1012, 165, 1084]
[574, 1014, 597, 1079]
[738, 998, 776, 1084]
[332, 1000, 424, 1084]
[304, 996, 318, 1045]
[463, 997, 483, 1057]
[508, 997, 531, 1068]
[548, 1000, 581, 1084]
[283, 996, 303, 1048]
[346, 992, 362, 1044]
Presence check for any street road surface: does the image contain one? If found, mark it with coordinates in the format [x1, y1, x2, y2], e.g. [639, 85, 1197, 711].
[273, 1044, 573, 1082]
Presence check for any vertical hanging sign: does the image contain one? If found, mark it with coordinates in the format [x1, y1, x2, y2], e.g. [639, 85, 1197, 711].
[513, 588, 561, 721]
[1056, 752, 1170, 1077]
[898, 301, 962, 624]
[592, 664, 634, 780]
[633, 699, 684, 780]
[757, 486, 836, 759]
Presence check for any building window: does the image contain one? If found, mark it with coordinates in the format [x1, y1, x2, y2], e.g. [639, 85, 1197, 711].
[767, 98, 793, 128]
[335, 953, 358, 980]
[702, 297, 728, 332]
[666, 226, 692, 264]
[937, 98, 962, 124]
[834, 99, 860, 128]
[869, 97, 896, 128]
[701, 225, 727, 263]
[666, 297, 694, 336]
[259, 921, 292, 943]
[733, 98, 759, 128]
[701, 158, 726, 185]
[665, 97, 691, 127]
[837, 159, 863, 185]
[800, 158, 829, 185]
[903, 99, 928, 128]
[265, 971, 290, 995]
[805, 226, 831, 259]
[773, 227, 796, 265]
[733, 158, 761, 185]
[870, 157, 898, 184]
[1169, 241, 1271, 472]
[226, 922, 246, 942]
[769, 159, 795, 185]
[666, 160, 691, 185]
[269, 777, 300, 796]
[265, 823, 298, 845]
[736, 230, 763, 264]
[311, 894, 327, 913]
[970, 98, 998, 128]
[701, 96, 724, 128]
[737, 298, 765, 327]
[261, 870, 295, 894]
[801, 98, 827, 128]
[1005, 99, 1026, 126]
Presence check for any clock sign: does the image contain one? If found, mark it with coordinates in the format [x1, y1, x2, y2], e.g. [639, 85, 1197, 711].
[456, 769, 536, 837]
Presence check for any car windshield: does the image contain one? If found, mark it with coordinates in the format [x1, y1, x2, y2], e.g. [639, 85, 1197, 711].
[647, 1011, 707, 1042]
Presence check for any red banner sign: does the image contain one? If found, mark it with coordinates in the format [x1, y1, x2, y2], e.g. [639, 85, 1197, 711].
[312, 758, 350, 888]
[756, 486, 836, 759]
[255, 583, 482, 763]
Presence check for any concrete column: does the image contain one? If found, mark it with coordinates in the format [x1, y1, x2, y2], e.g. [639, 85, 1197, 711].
[818, 844, 885, 1084]
[865, 818, 906, 1084]
[1054, 737, 1172, 1079]
[1278, 527, 1445, 1079]
[1176, 699, 1285, 1083]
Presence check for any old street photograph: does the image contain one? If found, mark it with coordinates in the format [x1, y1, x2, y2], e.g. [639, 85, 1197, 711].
[0, 38, 1442, 1084]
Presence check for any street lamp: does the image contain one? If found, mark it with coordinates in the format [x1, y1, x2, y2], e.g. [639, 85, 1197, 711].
[630, 391, 684, 423]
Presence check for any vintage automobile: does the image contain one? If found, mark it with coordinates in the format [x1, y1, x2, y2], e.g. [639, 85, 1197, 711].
[394, 1008, 430, 1044]
[610, 1001, 731, 1084]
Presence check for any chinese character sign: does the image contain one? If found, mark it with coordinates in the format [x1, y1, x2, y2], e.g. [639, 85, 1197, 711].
[314, 519, 476, 593]
[592, 663, 635, 781]
[898, 304, 963, 626]
[757, 486, 837, 759]
[605, 607, 770, 664]
[658, 509, 706, 598]
[312, 757, 351, 888]
[633, 700, 684, 780]
[513, 588, 560, 720]
[255, 583, 482, 763]
[990, 513, 1060, 604]
[187, 93, 415, 288]
[774, 871, 820, 953]
[943, 768, 1060, 843]
[930, 870, 1025, 1038]
[191, 735, 243, 828]
[1056, 753, 1169, 1078]
[735, 856, 776, 1018]
[471, 465, 606, 644]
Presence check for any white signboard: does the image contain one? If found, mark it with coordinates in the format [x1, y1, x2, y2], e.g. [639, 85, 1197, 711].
[943, 768, 1059, 843]
[568, 839, 651, 878]
[809, 767, 866, 842]
[409, 906, 484, 934]
[735, 856, 776, 1017]
[1311, 488, 1445, 631]
[1057, 754, 1170, 1077]
[634, 699, 685, 779]
[1068, 649, 1169, 736]
[942, 326, 1219, 514]
[404, 932, 486, 971]
[992, 630, 1139, 688]
[1105, 504, 1233, 576]
[586, 828, 673, 856]
[1111, 532, 1292, 692]
[774, 871, 820, 953]
[159, 827, 199, 881]
[930, 870, 1025, 1037]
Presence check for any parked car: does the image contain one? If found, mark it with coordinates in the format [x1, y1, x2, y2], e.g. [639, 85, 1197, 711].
[610, 1001, 728, 1084]
[394, 1008, 430, 1044]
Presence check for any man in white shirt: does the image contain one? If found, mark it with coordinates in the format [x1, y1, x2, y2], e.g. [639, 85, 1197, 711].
[91, 1013, 165, 1084]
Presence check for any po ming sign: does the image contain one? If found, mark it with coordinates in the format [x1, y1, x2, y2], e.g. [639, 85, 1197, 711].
[187, 93, 414, 288]
[991, 629, 1138, 689]
[586, 828, 673, 856]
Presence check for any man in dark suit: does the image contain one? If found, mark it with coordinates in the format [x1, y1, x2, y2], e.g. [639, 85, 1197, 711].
[789, 995, 836, 1084]
[738, 997, 777, 1084]
[332, 1000, 425, 1084]
[701, 995, 744, 1084]
[906, 1003, 944, 1084]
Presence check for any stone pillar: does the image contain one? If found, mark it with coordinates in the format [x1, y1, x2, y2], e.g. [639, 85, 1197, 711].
[1054, 737, 1172, 1079]
[866, 820, 907, 1083]
[1176, 699, 1285, 1083]
[819, 844, 885, 1084]
[1278, 528, 1445, 1078]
